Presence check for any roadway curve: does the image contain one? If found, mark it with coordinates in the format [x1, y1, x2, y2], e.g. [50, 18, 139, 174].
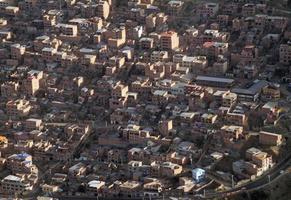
[203, 153, 291, 199]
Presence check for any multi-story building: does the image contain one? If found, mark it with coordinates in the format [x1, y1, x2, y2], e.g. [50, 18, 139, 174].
[226, 112, 246, 126]
[197, 3, 219, 18]
[240, 45, 258, 65]
[167, 0, 184, 16]
[6, 99, 31, 117]
[242, 4, 256, 17]
[202, 42, 228, 59]
[150, 51, 169, 62]
[19, 0, 38, 10]
[139, 37, 154, 49]
[23, 70, 43, 96]
[24, 118, 42, 131]
[1, 81, 19, 98]
[96, 0, 110, 20]
[279, 42, 291, 65]
[131, 79, 152, 97]
[222, 92, 237, 107]
[173, 54, 208, 73]
[220, 125, 244, 142]
[0, 0, 15, 8]
[41, 184, 60, 193]
[87, 180, 105, 196]
[233, 147, 273, 178]
[160, 162, 183, 177]
[0, 175, 33, 195]
[111, 83, 128, 99]
[10, 43, 25, 61]
[158, 120, 173, 137]
[42, 47, 57, 61]
[68, 163, 87, 178]
[160, 31, 179, 50]
[108, 26, 126, 48]
[245, 147, 272, 171]
[259, 131, 283, 146]
[262, 85, 281, 100]
[212, 55, 229, 75]
[7, 153, 38, 174]
[119, 181, 142, 198]
[54, 23, 78, 36]
[122, 124, 156, 144]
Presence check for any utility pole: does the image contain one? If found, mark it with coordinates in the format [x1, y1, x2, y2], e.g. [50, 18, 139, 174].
[231, 174, 234, 188]
[246, 191, 251, 200]
[268, 175, 273, 200]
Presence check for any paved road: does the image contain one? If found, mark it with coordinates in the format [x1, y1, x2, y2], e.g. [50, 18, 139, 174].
[52, 154, 291, 200]
[203, 153, 291, 199]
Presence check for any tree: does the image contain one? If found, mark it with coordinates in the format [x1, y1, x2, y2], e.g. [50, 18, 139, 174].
[77, 184, 86, 193]
[195, 136, 205, 148]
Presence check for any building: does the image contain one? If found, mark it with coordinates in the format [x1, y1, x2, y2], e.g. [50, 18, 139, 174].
[41, 184, 60, 193]
[10, 43, 25, 60]
[68, 163, 87, 178]
[0, 175, 33, 194]
[279, 42, 291, 65]
[231, 80, 269, 102]
[173, 54, 208, 73]
[0, 0, 15, 8]
[167, 1, 184, 16]
[160, 162, 183, 177]
[24, 118, 42, 131]
[202, 42, 228, 58]
[87, 180, 105, 196]
[233, 147, 273, 178]
[150, 51, 169, 62]
[0, 136, 8, 147]
[220, 125, 244, 142]
[6, 99, 31, 117]
[242, 4, 256, 17]
[158, 120, 173, 136]
[246, 147, 273, 171]
[96, 0, 110, 19]
[119, 181, 142, 198]
[139, 37, 154, 49]
[107, 26, 126, 48]
[222, 92, 237, 107]
[54, 23, 78, 36]
[226, 112, 246, 127]
[197, 3, 219, 18]
[7, 153, 37, 174]
[196, 76, 234, 88]
[262, 85, 280, 100]
[192, 168, 205, 183]
[160, 31, 179, 50]
[259, 131, 283, 146]
[1, 81, 19, 98]
[111, 83, 128, 99]
[23, 70, 43, 96]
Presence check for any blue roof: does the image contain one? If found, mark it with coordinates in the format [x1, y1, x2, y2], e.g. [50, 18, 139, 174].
[15, 153, 31, 160]
[232, 80, 268, 95]
[192, 168, 205, 173]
